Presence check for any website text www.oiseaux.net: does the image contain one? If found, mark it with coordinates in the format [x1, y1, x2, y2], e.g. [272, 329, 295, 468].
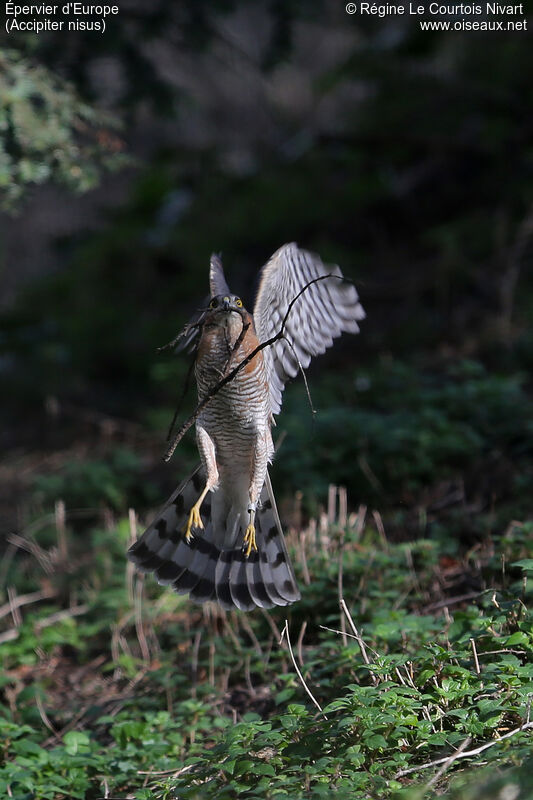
[345, 3, 528, 31]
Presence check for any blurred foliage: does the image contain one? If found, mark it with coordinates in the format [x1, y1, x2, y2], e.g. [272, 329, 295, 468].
[0, 49, 128, 209]
[275, 358, 533, 509]
[32, 447, 157, 512]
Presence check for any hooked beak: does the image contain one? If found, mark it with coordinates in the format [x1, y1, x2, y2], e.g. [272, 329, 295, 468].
[222, 296, 231, 311]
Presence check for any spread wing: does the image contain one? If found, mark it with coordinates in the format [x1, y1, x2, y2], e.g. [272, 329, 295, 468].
[253, 243, 365, 415]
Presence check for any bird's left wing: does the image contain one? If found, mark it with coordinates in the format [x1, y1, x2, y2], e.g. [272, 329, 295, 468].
[210, 253, 230, 296]
[253, 243, 365, 415]
[176, 253, 230, 353]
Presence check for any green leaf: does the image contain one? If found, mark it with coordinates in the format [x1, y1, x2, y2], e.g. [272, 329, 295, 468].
[505, 632, 530, 646]
[512, 560, 533, 571]
[63, 731, 90, 755]
[253, 763, 276, 776]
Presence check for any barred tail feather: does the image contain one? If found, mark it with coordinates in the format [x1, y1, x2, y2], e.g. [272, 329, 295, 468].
[127, 467, 300, 611]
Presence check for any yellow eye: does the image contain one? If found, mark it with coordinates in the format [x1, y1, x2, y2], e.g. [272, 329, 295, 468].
[235, 298, 243, 307]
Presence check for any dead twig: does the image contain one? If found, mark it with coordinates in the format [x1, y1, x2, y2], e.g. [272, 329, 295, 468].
[280, 620, 326, 718]
[284, 334, 316, 421]
[165, 353, 197, 443]
[470, 638, 481, 676]
[137, 763, 196, 778]
[424, 591, 485, 612]
[6, 587, 22, 627]
[396, 720, 533, 778]
[372, 510, 388, 551]
[238, 613, 263, 658]
[6, 533, 53, 573]
[134, 576, 150, 663]
[0, 629, 19, 644]
[55, 499, 68, 561]
[339, 598, 379, 686]
[36, 694, 58, 736]
[337, 530, 348, 647]
[425, 735, 472, 789]
[34, 604, 89, 631]
[157, 321, 203, 353]
[296, 620, 308, 669]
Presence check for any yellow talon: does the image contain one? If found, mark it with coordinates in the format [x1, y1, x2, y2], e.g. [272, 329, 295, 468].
[183, 503, 204, 543]
[243, 524, 257, 558]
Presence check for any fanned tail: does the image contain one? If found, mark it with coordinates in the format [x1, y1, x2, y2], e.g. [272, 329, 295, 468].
[127, 467, 300, 611]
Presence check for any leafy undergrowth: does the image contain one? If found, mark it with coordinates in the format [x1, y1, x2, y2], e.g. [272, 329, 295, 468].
[0, 505, 532, 799]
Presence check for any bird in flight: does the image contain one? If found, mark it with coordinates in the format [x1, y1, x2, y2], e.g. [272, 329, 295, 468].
[128, 243, 365, 611]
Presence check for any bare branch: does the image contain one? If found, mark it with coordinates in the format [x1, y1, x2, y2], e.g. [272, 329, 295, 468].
[0, 588, 57, 621]
[284, 334, 316, 420]
[280, 620, 326, 718]
[156, 318, 204, 353]
[339, 597, 379, 685]
[165, 353, 197, 443]
[396, 720, 533, 778]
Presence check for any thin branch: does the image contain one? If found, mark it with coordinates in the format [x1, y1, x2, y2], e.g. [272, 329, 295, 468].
[239, 612, 264, 658]
[33, 604, 89, 631]
[337, 530, 347, 647]
[0, 629, 19, 644]
[7, 588, 22, 627]
[470, 638, 481, 676]
[36, 694, 58, 736]
[6, 533, 53, 573]
[296, 620, 308, 669]
[425, 736, 472, 789]
[134, 575, 150, 663]
[284, 334, 316, 420]
[280, 620, 326, 718]
[55, 499, 68, 561]
[166, 353, 197, 442]
[423, 591, 485, 612]
[137, 764, 196, 778]
[156, 319, 204, 353]
[320, 624, 369, 641]
[0, 588, 57, 621]
[259, 608, 283, 642]
[396, 720, 533, 778]
[340, 597, 379, 685]
[163, 273, 348, 461]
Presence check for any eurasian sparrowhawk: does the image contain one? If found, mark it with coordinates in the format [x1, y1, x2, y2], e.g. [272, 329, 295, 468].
[128, 243, 365, 610]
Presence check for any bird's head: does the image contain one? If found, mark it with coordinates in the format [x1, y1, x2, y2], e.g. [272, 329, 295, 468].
[207, 294, 246, 316]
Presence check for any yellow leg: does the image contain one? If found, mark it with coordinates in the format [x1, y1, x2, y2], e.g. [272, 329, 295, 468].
[243, 508, 258, 558]
[183, 486, 209, 542]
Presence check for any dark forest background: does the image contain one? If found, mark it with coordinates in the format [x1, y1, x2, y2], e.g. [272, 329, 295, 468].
[1, 1, 531, 540]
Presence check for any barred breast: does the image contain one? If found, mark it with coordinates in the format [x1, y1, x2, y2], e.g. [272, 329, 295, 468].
[195, 312, 274, 475]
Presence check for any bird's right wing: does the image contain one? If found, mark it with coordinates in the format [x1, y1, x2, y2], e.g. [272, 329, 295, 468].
[253, 243, 365, 415]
